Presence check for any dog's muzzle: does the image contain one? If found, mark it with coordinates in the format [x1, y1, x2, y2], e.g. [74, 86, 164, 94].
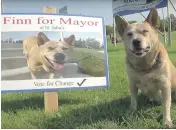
[131, 39, 151, 56]
[54, 53, 65, 64]
[131, 46, 151, 56]
[44, 53, 66, 70]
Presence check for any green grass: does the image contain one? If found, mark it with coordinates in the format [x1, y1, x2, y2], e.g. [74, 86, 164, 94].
[68, 47, 104, 63]
[78, 56, 105, 77]
[1, 32, 176, 129]
[69, 47, 105, 76]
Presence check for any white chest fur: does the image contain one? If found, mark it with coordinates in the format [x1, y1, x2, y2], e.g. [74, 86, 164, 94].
[129, 69, 168, 101]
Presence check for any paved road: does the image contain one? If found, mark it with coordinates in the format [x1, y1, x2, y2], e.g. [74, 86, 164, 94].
[1, 48, 23, 57]
[1, 63, 91, 80]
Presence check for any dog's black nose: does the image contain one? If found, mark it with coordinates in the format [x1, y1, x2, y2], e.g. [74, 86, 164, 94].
[55, 53, 65, 61]
[133, 39, 141, 48]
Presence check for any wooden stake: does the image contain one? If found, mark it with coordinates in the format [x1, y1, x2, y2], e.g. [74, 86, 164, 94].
[43, 6, 58, 112]
[44, 92, 58, 112]
[113, 17, 117, 47]
[43, 6, 57, 14]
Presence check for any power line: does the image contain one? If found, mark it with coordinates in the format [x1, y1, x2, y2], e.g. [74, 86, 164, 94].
[169, 0, 176, 13]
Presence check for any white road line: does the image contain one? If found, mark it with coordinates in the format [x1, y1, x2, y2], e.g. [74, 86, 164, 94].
[1, 63, 78, 77]
[1, 56, 25, 60]
[1, 67, 29, 77]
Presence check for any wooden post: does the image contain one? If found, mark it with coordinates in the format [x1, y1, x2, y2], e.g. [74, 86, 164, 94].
[113, 16, 117, 47]
[162, 8, 167, 44]
[167, 0, 172, 46]
[43, 6, 58, 112]
[44, 92, 58, 112]
[60, 31, 64, 41]
[43, 6, 57, 14]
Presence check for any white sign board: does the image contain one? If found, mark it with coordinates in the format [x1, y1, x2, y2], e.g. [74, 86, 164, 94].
[2, 15, 103, 32]
[1, 14, 109, 93]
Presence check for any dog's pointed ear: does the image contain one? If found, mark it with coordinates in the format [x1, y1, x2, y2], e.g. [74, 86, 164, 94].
[37, 32, 50, 46]
[64, 35, 75, 46]
[115, 15, 128, 37]
[145, 8, 158, 28]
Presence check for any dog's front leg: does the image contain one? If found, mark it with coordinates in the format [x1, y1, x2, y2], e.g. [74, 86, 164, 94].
[161, 85, 172, 128]
[31, 71, 37, 79]
[49, 73, 55, 79]
[130, 83, 138, 112]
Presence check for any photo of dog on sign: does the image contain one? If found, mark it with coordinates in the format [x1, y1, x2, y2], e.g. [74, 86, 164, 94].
[1, 31, 106, 80]
[23, 32, 75, 79]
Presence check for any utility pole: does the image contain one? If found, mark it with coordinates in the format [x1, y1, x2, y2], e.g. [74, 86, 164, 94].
[162, 8, 167, 44]
[167, 0, 172, 46]
[113, 16, 117, 47]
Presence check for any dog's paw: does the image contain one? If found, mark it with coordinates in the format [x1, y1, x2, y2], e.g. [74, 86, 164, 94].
[147, 98, 161, 106]
[165, 120, 173, 128]
[129, 105, 137, 114]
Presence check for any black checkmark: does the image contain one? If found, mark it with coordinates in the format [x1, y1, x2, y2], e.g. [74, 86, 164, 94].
[77, 79, 86, 86]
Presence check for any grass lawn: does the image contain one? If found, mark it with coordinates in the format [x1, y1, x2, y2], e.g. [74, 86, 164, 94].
[68, 47, 105, 76]
[78, 56, 105, 77]
[71, 47, 104, 62]
[1, 32, 176, 129]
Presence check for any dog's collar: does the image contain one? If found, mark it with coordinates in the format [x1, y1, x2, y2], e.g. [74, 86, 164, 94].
[155, 54, 160, 62]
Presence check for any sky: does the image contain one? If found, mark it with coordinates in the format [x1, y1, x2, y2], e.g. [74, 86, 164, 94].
[2, 0, 176, 25]
[2, 0, 113, 25]
[1, 0, 176, 42]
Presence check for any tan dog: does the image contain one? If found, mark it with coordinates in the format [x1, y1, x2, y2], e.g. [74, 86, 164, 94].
[23, 32, 75, 79]
[115, 8, 176, 128]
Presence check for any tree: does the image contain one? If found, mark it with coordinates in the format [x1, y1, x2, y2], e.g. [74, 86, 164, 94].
[165, 13, 176, 31]
[74, 38, 101, 49]
[159, 19, 167, 32]
[75, 38, 86, 48]
[86, 38, 101, 49]
[9, 38, 13, 43]
[128, 21, 137, 24]
[156, 16, 160, 29]
[106, 25, 113, 36]
[170, 14, 176, 31]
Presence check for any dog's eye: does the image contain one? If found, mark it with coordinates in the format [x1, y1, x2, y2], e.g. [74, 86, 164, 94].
[143, 30, 148, 33]
[127, 32, 133, 37]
